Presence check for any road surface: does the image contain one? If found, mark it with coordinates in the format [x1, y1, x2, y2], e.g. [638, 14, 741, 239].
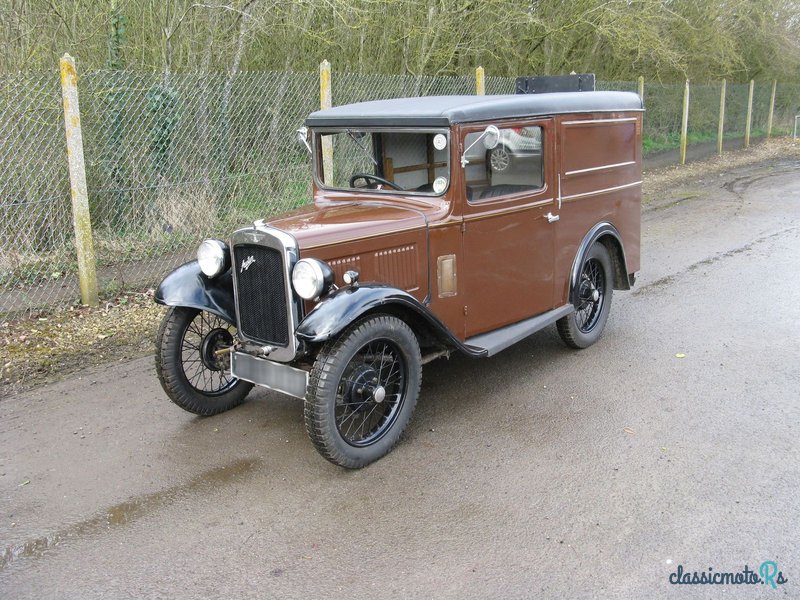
[1, 157, 799, 598]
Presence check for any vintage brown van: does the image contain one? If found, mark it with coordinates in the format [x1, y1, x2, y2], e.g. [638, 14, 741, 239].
[155, 87, 643, 468]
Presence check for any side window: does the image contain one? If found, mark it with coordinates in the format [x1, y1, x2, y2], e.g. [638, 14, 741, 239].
[464, 125, 543, 202]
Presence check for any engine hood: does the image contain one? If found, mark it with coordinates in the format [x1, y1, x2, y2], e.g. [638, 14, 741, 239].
[265, 201, 431, 250]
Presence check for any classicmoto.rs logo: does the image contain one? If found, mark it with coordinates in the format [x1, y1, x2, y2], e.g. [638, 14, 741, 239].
[668, 561, 788, 589]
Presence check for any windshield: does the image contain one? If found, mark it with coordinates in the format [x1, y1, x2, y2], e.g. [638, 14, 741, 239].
[315, 129, 450, 195]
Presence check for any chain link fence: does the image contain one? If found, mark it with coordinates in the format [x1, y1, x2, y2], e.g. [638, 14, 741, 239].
[1, 67, 798, 315]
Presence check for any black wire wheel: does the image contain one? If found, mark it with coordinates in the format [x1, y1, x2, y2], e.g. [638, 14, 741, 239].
[557, 242, 614, 349]
[156, 307, 253, 415]
[305, 314, 422, 469]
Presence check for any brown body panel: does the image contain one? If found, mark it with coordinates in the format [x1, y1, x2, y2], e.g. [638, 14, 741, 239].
[267, 105, 641, 343]
[552, 111, 643, 304]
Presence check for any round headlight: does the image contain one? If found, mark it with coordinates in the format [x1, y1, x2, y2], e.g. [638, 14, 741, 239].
[197, 239, 229, 278]
[292, 258, 333, 300]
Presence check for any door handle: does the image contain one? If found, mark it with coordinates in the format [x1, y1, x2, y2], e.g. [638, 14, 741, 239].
[545, 212, 560, 223]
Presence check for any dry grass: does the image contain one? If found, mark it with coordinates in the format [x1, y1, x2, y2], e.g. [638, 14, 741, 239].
[1, 290, 164, 395]
[643, 137, 800, 202]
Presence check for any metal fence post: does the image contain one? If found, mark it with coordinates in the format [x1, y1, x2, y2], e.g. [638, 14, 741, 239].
[475, 66, 485, 95]
[637, 75, 644, 101]
[717, 79, 726, 155]
[319, 60, 333, 184]
[744, 79, 754, 148]
[59, 53, 99, 307]
[766, 80, 777, 138]
[679, 79, 690, 165]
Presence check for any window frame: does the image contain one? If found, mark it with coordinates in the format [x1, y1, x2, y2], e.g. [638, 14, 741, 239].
[461, 119, 551, 206]
[311, 126, 452, 197]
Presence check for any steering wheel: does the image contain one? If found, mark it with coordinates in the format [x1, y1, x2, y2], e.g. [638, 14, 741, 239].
[349, 173, 403, 191]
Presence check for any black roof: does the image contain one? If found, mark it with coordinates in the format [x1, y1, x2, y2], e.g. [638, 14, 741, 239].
[306, 91, 643, 128]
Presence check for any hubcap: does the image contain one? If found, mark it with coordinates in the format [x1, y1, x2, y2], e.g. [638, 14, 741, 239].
[373, 386, 386, 403]
[200, 328, 234, 371]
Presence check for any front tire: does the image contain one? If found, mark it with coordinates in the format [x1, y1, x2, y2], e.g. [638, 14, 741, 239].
[557, 243, 614, 349]
[304, 315, 422, 469]
[156, 307, 253, 415]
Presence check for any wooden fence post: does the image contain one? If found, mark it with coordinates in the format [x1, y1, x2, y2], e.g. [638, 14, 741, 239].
[59, 53, 98, 307]
[744, 79, 754, 148]
[679, 79, 690, 165]
[637, 75, 644, 101]
[766, 79, 777, 138]
[475, 66, 485, 95]
[320, 60, 333, 184]
[717, 79, 726, 155]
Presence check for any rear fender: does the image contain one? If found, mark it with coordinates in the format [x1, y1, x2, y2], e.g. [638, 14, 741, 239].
[569, 222, 630, 306]
[154, 261, 236, 324]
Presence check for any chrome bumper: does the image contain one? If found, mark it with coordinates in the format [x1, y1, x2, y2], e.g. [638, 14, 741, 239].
[230, 351, 308, 399]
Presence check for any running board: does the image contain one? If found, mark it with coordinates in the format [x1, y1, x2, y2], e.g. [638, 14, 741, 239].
[465, 304, 574, 357]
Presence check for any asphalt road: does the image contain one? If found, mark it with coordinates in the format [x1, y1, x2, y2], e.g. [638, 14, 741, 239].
[2, 158, 799, 599]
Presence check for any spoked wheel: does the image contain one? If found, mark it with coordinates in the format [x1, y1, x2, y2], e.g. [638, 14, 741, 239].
[557, 243, 614, 349]
[156, 307, 252, 415]
[489, 145, 511, 171]
[305, 315, 422, 469]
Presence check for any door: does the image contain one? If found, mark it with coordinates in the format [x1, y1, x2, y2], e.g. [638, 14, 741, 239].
[461, 120, 556, 338]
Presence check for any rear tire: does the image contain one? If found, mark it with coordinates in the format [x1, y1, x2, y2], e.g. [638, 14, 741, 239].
[304, 315, 422, 469]
[156, 307, 252, 415]
[557, 243, 613, 349]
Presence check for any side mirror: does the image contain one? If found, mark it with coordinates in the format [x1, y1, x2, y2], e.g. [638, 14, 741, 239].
[482, 125, 500, 149]
[296, 126, 311, 155]
[461, 125, 501, 167]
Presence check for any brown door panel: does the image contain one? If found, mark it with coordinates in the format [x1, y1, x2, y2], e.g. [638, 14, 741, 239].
[462, 205, 555, 337]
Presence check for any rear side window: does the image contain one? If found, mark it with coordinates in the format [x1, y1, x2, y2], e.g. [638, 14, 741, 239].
[464, 126, 543, 201]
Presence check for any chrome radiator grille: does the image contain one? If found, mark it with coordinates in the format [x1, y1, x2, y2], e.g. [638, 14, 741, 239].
[233, 243, 289, 346]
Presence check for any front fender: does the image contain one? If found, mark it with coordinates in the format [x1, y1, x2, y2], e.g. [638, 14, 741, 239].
[155, 261, 236, 324]
[296, 284, 473, 351]
[296, 285, 416, 342]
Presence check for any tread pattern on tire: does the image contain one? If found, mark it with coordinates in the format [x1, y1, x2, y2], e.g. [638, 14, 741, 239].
[304, 314, 422, 469]
[156, 306, 252, 416]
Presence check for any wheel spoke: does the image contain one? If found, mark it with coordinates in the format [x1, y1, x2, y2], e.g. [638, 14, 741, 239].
[177, 310, 238, 396]
[334, 337, 407, 446]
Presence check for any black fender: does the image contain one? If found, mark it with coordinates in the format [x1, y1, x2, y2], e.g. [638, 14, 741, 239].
[296, 284, 483, 356]
[569, 222, 630, 306]
[154, 261, 236, 324]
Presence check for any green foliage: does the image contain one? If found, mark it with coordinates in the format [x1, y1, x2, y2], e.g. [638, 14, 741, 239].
[147, 84, 179, 179]
[2, 0, 799, 82]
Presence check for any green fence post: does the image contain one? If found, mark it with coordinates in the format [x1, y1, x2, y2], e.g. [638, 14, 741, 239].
[320, 60, 333, 183]
[680, 79, 690, 165]
[717, 79, 726, 156]
[59, 53, 99, 307]
[767, 80, 777, 138]
[744, 79, 754, 148]
[475, 66, 485, 95]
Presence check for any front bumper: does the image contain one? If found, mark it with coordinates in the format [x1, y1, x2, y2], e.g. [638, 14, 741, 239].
[230, 351, 308, 399]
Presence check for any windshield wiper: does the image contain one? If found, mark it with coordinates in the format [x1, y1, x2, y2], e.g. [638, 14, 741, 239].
[346, 129, 378, 167]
